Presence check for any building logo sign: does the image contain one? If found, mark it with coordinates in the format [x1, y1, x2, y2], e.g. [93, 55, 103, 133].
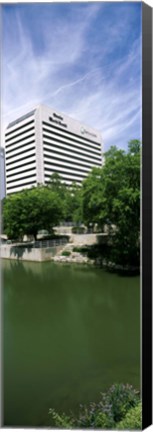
[49, 112, 67, 128]
[81, 127, 97, 138]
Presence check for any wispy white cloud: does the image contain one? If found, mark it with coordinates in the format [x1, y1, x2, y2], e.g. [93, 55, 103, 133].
[1, 3, 142, 151]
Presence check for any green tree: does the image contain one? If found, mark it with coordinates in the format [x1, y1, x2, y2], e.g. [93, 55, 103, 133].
[81, 140, 140, 267]
[64, 182, 82, 224]
[82, 167, 106, 230]
[3, 186, 63, 240]
[111, 141, 140, 267]
[48, 175, 83, 224]
[3, 193, 25, 240]
[47, 172, 67, 198]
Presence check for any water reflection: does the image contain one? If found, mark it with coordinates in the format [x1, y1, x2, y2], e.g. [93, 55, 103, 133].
[2, 259, 140, 427]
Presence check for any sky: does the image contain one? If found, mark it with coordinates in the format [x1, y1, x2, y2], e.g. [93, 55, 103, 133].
[1, 2, 142, 151]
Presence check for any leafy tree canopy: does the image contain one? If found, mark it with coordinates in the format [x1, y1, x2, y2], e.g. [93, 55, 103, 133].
[3, 186, 63, 240]
[81, 140, 140, 267]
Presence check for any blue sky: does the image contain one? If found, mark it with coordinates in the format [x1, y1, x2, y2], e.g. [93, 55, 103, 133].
[2, 2, 142, 151]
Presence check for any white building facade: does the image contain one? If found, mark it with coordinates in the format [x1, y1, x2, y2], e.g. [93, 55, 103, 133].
[5, 105, 102, 195]
[0, 147, 6, 199]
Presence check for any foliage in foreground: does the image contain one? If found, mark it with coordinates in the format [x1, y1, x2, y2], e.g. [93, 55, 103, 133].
[117, 402, 142, 430]
[48, 383, 141, 429]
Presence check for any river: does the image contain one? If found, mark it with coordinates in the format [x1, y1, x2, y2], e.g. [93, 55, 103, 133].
[2, 259, 140, 427]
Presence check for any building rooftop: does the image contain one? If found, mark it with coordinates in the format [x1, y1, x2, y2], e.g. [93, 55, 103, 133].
[7, 109, 36, 129]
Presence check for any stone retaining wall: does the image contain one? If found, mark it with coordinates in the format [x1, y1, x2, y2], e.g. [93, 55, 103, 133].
[1, 244, 64, 262]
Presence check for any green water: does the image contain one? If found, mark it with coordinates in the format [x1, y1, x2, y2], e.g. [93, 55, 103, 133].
[2, 259, 140, 427]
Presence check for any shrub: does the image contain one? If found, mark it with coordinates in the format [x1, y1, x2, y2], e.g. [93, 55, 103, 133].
[49, 408, 74, 429]
[61, 250, 71, 256]
[48, 384, 140, 429]
[94, 411, 114, 428]
[73, 246, 88, 254]
[101, 383, 140, 423]
[77, 403, 114, 429]
[117, 402, 142, 430]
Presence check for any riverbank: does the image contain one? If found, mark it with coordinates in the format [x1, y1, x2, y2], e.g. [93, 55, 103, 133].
[0, 233, 107, 262]
[51, 243, 140, 275]
[52, 252, 94, 265]
[1, 242, 139, 275]
[51, 256, 139, 275]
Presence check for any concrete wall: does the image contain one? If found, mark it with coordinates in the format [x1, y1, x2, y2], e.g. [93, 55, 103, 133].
[54, 226, 74, 235]
[1, 244, 64, 262]
[1, 233, 108, 262]
[70, 233, 108, 245]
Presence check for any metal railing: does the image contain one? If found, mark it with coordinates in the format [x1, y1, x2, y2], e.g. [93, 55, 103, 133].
[33, 238, 68, 249]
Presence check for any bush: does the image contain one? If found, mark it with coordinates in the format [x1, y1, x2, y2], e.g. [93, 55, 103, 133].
[49, 408, 74, 429]
[61, 250, 71, 256]
[100, 383, 140, 423]
[94, 411, 114, 428]
[117, 402, 142, 429]
[48, 384, 140, 429]
[73, 246, 88, 254]
[76, 402, 114, 429]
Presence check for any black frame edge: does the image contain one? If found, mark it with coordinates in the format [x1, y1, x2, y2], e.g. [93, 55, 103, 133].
[142, 2, 152, 429]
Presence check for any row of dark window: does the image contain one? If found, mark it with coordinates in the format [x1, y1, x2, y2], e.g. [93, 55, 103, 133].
[43, 132, 101, 158]
[42, 121, 101, 147]
[45, 175, 81, 185]
[7, 173, 36, 184]
[6, 146, 36, 161]
[44, 158, 90, 174]
[43, 140, 100, 163]
[5, 125, 35, 143]
[5, 132, 35, 149]
[6, 166, 36, 178]
[6, 139, 35, 154]
[43, 126, 101, 153]
[6, 153, 36, 166]
[6, 159, 36, 172]
[45, 167, 87, 180]
[43, 143, 101, 165]
[44, 152, 101, 170]
[6, 118, 35, 135]
[7, 180, 36, 190]
[43, 151, 101, 170]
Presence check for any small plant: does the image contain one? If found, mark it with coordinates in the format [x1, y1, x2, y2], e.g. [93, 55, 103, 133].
[73, 246, 88, 254]
[77, 402, 114, 429]
[48, 384, 141, 429]
[73, 246, 81, 252]
[117, 402, 142, 430]
[49, 408, 74, 429]
[61, 250, 71, 256]
[94, 411, 114, 429]
[101, 383, 140, 423]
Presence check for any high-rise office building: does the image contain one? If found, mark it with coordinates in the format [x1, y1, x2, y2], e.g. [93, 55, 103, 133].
[5, 105, 102, 195]
[0, 147, 6, 199]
